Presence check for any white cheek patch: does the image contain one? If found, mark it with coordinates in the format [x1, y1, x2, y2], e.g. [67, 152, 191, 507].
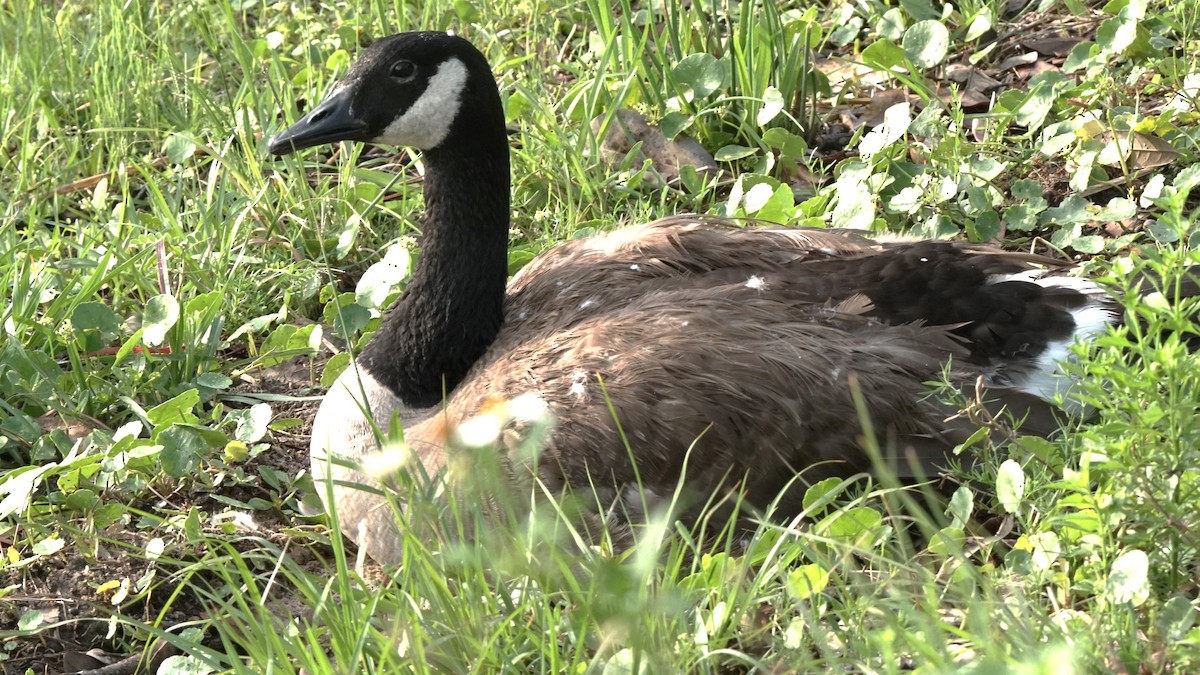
[376, 57, 468, 149]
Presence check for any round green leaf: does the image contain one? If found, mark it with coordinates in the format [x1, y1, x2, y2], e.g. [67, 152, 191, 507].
[321, 351, 352, 388]
[903, 20, 950, 70]
[714, 144, 757, 162]
[787, 564, 830, 601]
[671, 53, 728, 100]
[757, 86, 785, 127]
[996, 459, 1025, 514]
[947, 486, 973, 528]
[142, 294, 179, 347]
[72, 302, 121, 339]
[229, 403, 273, 444]
[801, 477, 844, 514]
[877, 8, 906, 41]
[160, 426, 207, 478]
[162, 132, 197, 165]
[195, 372, 232, 390]
[1107, 549, 1150, 606]
[356, 245, 412, 309]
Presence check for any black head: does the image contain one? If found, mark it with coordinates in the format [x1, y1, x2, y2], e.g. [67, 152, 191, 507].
[267, 32, 501, 156]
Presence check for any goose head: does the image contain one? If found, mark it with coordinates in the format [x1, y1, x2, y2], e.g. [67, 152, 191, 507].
[269, 33, 514, 565]
[268, 31, 503, 155]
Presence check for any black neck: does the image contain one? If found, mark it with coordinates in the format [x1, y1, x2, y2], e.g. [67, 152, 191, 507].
[358, 128, 510, 408]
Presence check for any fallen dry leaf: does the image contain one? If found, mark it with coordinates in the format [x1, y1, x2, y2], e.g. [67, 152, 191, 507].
[1097, 131, 1182, 170]
[591, 109, 717, 187]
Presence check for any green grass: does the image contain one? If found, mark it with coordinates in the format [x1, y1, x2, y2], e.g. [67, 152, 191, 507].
[2, 0, 1200, 672]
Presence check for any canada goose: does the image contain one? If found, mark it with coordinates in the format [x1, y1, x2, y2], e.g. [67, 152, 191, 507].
[268, 32, 1125, 565]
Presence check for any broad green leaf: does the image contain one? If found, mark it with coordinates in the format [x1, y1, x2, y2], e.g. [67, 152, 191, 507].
[504, 89, 532, 123]
[829, 15, 864, 47]
[903, 21, 950, 70]
[602, 648, 648, 675]
[331, 303, 371, 340]
[928, 527, 966, 556]
[64, 488, 99, 511]
[18, 609, 45, 631]
[507, 246, 537, 275]
[763, 127, 807, 158]
[1095, 196, 1137, 221]
[714, 144, 757, 162]
[861, 40, 908, 71]
[802, 477, 844, 514]
[357, 244, 412, 309]
[93, 503, 127, 528]
[859, 102, 911, 159]
[321, 351, 352, 387]
[969, 210, 1002, 241]
[228, 403, 272, 444]
[72, 302, 121, 341]
[1041, 195, 1089, 225]
[658, 111, 691, 140]
[876, 8, 905, 41]
[996, 459, 1026, 514]
[453, 0, 481, 22]
[965, 8, 994, 41]
[1173, 163, 1200, 191]
[757, 86, 785, 127]
[1096, 14, 1136, 57]
[1015, 73, 1068, 131]
[1107, 549, 1150, 606]
[160, 426, 207, 478]
[157, 654, 217, 675]
[1072, 235, 1104, 253]
[142, 294, 179, 347]
[831, 160, 876, 230]
[31, 537, 65, 556]
[195, 372, 232, 390]
[899, 0, 940, 21]
[1159, 595, 1197, 640]
[821, 506, 883, 544]
[1027, 531, 1061, 572]
[324, 48, 350, 73]
[334, 214, 361, 259]
[787, 564, 830, 601]
[162, 132, 197, 164]
[147, 389, 201, 427]
[1063, 41, 1101, 72]
[948, 486, 973, 528]
[671, 53, 727, 101]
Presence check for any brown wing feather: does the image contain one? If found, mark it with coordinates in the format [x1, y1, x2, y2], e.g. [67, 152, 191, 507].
[396, 218, 1095, 543]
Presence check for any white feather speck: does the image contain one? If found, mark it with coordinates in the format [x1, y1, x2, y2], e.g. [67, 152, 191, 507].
[569, 370, 588, 398]
[746, 275, 766, 290]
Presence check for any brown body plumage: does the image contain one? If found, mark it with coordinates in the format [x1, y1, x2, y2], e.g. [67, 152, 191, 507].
[270, 32, 1119, 564]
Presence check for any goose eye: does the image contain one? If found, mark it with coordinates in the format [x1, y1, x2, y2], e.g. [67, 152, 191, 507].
[390, 60, 416, 80]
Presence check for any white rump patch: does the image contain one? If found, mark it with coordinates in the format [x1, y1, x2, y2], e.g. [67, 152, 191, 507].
[376, 58, 468, 149]
[745, 275, 766, 290]
[989, 271, 1119, 407]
